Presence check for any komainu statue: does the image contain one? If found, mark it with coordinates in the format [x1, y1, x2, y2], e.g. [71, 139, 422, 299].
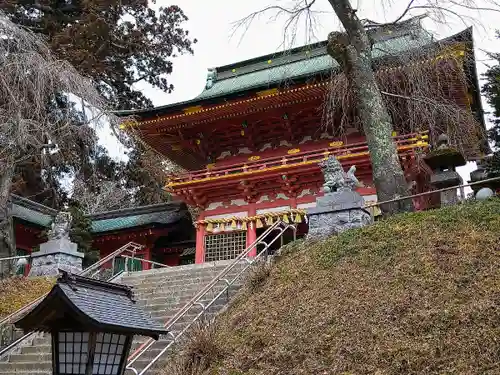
[47, 211, 72, 240]
[319, 155, 361, 193]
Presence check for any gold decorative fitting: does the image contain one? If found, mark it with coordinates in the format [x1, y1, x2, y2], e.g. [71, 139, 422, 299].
[256, 88, 279, 97]
[195, 139, 201, 145]
[329, 141, 344, 148]
[267, 59, 272, 64]
[287, 148, 301, 155]
[248, 155, 261, 161]
[183, 105, 203, 114]
[232, 69, 236, 73]
[206, 163, 216, 169]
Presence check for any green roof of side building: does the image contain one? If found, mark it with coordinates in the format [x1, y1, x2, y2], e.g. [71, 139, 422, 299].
[118, 17, 436, 118]
[88, 202, 189, 234]
[11, 194, 58, 227]
[9, 195, 190, 234]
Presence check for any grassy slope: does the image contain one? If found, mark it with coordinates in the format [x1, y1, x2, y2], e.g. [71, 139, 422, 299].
[0, 276, 54, 320]
[211, 199, 500, 375]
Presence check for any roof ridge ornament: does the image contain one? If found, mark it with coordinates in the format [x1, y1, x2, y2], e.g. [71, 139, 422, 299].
[205, 68, 217, 89]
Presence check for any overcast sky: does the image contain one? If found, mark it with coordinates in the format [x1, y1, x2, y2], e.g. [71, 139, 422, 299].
[99, 0, 500, 188]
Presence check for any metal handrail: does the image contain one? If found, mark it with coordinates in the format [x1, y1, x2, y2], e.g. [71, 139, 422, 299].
[126, 220, 296, 375]
[0, 270, 126, 360]
[0, 255, 30, 262]
[0, 242, 145, 358]
[119, 255, 171, 269]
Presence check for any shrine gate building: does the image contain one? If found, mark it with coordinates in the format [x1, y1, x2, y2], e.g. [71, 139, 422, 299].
[121, 21, 487, 264]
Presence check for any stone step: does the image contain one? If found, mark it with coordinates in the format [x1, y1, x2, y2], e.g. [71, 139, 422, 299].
[120, 260, 238, 279]
[0, 371, 50, 375]
[122, 264, 247, 284]
[18, 344, 51, 355]
[122, 267, 240, 285]
[136, 289, 237, 310]
[0, 360, 52, 371]
[126, 272, 246, 290]
[7, 353, 51, 363]
[147, 300, 226, 319]
[137, 291, 230, 313]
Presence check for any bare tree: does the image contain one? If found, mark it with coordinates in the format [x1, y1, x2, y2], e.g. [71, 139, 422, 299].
[0, 12, 120, 257]
[233, 0, 498, 214]
[72, 178, 129, 215]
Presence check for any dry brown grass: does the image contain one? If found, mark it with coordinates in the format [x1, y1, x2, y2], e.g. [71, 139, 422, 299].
[245, 261, 273, 293]
[208, 199, 500, 375]
[0, 276, 55, 320]
[162, 321, 224, 375]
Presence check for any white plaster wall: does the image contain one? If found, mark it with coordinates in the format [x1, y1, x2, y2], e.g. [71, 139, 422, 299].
[256, 206, 290, 215]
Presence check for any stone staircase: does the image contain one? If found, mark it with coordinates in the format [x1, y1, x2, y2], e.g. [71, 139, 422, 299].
[0, 260, 247, 375]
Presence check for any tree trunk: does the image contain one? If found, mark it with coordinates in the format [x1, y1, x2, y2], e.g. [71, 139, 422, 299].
[0, 158, 15, 260]
[327, 0, 413, 214]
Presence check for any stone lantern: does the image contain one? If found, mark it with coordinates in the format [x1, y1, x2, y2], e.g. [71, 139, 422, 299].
[15, 271, 168, 375]
[424, 134, 466, 206]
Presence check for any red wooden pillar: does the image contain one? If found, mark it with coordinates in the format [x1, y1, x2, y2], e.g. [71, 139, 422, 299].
[247, 204, 257, 257]
[195, 213, 205, 264]
[142, 247, 151, 270]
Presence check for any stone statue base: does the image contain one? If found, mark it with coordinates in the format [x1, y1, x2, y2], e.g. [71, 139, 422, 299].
[306, 190, 373, 241]
[29, 238, 84, 277]
[430, 170, 463, 207]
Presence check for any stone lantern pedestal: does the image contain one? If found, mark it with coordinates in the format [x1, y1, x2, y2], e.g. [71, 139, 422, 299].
[29, 211, 84, 277]
[29, 238, 83, 277]
[425, 135, 466, 207]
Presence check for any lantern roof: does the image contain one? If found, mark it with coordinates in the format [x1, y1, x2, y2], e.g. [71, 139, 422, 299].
[15, 271, 168, 339]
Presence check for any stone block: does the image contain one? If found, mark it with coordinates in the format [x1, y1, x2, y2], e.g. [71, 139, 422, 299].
[430, 170, 462, 188]
[307, 190, 373, 241]
[29, 238, 84, 277]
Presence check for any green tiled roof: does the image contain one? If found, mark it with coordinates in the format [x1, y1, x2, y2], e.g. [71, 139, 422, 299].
[9, 195, 188, 233]
[91, 211, 184, 233]
[194, 29, 432, 101]
[116, 17, 435, 118]
[10, 195, 57, 227]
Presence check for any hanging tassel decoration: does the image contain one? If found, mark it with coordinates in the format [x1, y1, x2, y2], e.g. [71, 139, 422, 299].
[283, 214, 289, 223]
[220, 222, 225, 231]
[256, 218, 263, 228]
[206, 222, 213, 232]
[266, 215, 273, 226]
[241, 221, 247, 230]
[231, 219, 237, 229]
[294, 213, 302, 223]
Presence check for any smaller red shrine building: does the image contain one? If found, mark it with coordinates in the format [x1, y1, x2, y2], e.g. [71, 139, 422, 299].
[9, 195, 194, 274]
[121, 20, 487, 265]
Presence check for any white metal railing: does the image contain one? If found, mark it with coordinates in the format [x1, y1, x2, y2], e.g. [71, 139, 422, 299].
[0, 241, 145, 359]
[0, 255, 31, 280]
[126, 220, 296, 375]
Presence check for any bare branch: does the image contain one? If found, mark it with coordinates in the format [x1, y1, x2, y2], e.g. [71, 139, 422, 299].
[230, 0, 319, 46]
[362, 0, 418, 28]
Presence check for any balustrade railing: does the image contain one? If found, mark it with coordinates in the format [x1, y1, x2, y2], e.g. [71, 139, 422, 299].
[167, 131, 429, 186]
[126, 220, 297, 375]
[0, 241, 145, 359]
